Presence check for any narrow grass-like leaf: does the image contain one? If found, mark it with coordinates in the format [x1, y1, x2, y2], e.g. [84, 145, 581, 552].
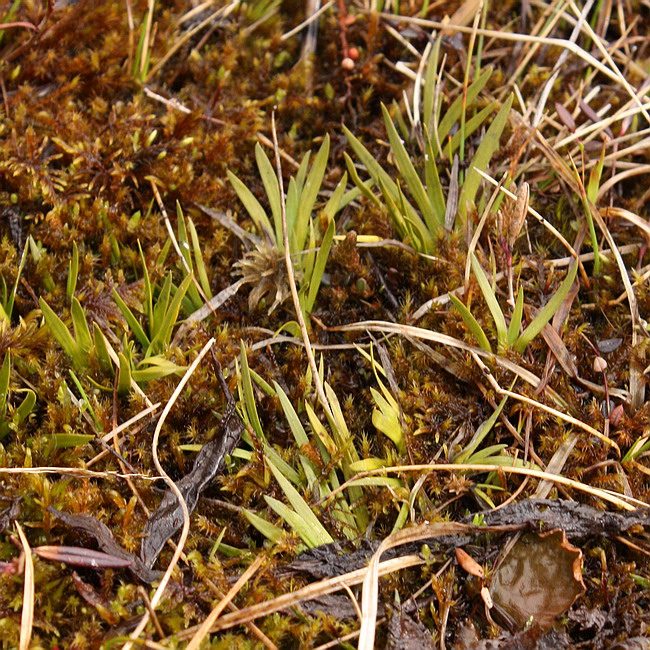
[39, 298, 86, 368]
[322, 172, 349, 220]
[506, 287, 525, 347]
[514, 262, 578, 353]
[296, 135, 330, 253]
[175, 203, 202, 309]
[92, 324, 113, 373]
[70, 298, 92, 354]
[148, 273, 192, 354]
[138, 241, 153, 327]
[239, 342, 264, 438]
[343, 126, 402, 199]
[459, 94, 513, 216]
[274, 381, 319, 488]
[264, 497, 322, 548]
[14, 390, 35, 424]
[370, 387, 405, 453]
[242, 508, 285, 544]
[349, 458, 389, 472]
[0, 351, 10, 418]
[266, 457, 334, 546]
[117, 353, 132, 394]
[305, 402, 336, 457]
[324, 383, 368, 531]
[51, 433, 94, 448]
[587, 141, 606, 204]
[470, 253, 507, 349]
[437, 67, 492, 143]
[449, 293, 492, 352]
[111, 289, 150, 349]
[622, 436, 650, 463]
[448, 102, 497, 156]
[381, 104, 440, 237]
[263, 445, 302, 486]
[304, 217, 334, 314]
[423, 131, 446, 225]
[454, 395, 509, 464]
[66, 241, 79, 301]
[345, 477, 405, 488]
[151, 273, 172, 338]
[422, 36, 441, 132]
[254, 143, 282, 245]
[187, 216, 212, 299]
[132, 356, 185, 382]
[274, 381, 309, 447]
[343, 154, 382, 207]
[227, 169, 274, 241]
[69, 369, 102, 430]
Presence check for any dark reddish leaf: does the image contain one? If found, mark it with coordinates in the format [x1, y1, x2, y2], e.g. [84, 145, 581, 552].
[34, 545, 132, 569]
[71, 571, 120, 624]
[47, 507, 160, 583]
[555, 102, 575, 131]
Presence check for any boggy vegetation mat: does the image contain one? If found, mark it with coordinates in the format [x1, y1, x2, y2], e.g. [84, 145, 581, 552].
[1, 0, 650, 647]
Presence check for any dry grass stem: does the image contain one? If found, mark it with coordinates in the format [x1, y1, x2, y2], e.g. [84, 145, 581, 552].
[186, 555, 266, 650]
[15, 522, 34, 650]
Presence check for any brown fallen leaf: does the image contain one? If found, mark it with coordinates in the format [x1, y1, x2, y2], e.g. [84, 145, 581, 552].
[455, 547, 484, 579]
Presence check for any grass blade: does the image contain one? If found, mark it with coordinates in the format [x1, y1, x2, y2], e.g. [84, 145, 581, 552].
[148, 273, 192, 354]
[297, 135, 330, 254]
[458, 94, 513, 216]
[304, 216, 334, 314]
[187, 216, 212, 299]
[39, 298, 86, 368]
[227, 169, 274, 241]
[239, 342, 264, 439]
[449, 293, 492, 352]
[470, 253, 507, 350]
[265, 456, 334, 547]
[514, 262, 578, 353]
[242, 508, 285, 544]
[437, 66, 492, 143]
[254, 143, 282, 245]
[506, 286, 524, 347]
[423, 131, 446, 226]
[70, 298, 92, 355]
[381, 104, 440, 236]
[111, 289, 150, 349]
[66, 242, 79, 301]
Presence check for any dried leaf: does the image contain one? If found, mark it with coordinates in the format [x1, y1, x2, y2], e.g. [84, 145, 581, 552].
[34, 545, 132, 569]
[47, 507, 159, 583]
[456, 547, 484, 578]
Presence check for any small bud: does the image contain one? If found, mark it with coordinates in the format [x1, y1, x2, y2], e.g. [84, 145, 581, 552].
[481, 586, 493, 609]
[593, 356, 608, 373]
[348, 47, 360, 60]
[341, 57, 355, 71]
[609, 404, 625, 427]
